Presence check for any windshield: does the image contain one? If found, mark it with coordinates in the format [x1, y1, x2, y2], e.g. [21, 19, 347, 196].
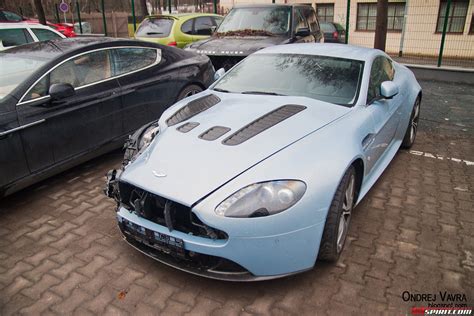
[0, 53, 47, 100]
[213, 54, 364, 106]
[217, 7, 291, 36]
[136, 18, 174, 38]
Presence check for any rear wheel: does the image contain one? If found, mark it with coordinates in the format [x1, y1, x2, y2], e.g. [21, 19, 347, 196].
[318, 166, 356, 262]
[401, 97, 421, 149]
[176, 84, 203, 101]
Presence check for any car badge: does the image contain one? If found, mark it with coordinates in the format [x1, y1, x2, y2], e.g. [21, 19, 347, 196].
[152, 170, 167, 178]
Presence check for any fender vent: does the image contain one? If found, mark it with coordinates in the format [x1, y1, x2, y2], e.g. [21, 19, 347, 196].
[177, 122, 200, 133]
[199, 126, 231, 141]
[166, 94, 220, 126]
[222, 105, 306, 146]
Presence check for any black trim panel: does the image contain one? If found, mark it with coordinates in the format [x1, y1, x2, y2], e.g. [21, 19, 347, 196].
[222, 105, 306, 146]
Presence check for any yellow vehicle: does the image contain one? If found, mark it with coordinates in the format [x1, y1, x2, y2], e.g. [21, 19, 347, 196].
[135, 13, 223, 48]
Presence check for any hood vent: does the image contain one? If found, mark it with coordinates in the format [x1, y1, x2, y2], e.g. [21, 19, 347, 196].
[223, 104, 306, 146]
[177, 122, 200, 133]
[167, 94, 221, 126]
[199, 126, 231, 141]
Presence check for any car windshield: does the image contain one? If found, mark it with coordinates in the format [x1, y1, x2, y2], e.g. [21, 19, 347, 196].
[0, 53, 48, 100]
[216, 7, 291, 36]
[213, 54, 364, 106]
[136, 17, 174, 38]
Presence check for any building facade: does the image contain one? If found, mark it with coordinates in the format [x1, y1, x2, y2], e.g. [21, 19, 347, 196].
[219, 0, 474, 60]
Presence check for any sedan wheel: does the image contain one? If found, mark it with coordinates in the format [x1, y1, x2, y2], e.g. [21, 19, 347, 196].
[177, 84, 203, 101]
[402, 97, 421, 149]
[318, 166, 356, 262]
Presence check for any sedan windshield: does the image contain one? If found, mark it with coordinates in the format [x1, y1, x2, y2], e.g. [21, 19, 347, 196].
[0, 53, 48, 100]
[217, 7, 291, 36]
[213, 54, 364, 106]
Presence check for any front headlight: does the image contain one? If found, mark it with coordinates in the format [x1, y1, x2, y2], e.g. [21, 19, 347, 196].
[215, 180, 306, 218]
[138, 123, 159, 151]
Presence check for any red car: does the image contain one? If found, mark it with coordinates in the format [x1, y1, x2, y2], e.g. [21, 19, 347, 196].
[0, 9, 76, 37]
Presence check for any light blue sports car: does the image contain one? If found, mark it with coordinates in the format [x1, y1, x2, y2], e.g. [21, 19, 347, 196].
[105, 43, 422, 281]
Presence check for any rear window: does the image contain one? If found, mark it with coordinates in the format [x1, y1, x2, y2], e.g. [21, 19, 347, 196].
[136, 18, 174, 38]
[320, 23, 336, 32]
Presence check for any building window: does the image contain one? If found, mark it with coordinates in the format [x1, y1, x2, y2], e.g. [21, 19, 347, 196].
[316, 4, 334, 23]
[357, 2, 406, 31]
[436, 0, 468, 33]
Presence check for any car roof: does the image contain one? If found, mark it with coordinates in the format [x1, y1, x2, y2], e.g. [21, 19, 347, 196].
[2, 37, 149, 59]
[256, 43, 383, 61]
[0, 22, 54, 29]
[147, 13, 221, 20]
[233, 4, 304, 8]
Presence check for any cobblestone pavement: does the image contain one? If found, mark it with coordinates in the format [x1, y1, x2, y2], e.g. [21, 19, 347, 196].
[0, 80, 473, 315]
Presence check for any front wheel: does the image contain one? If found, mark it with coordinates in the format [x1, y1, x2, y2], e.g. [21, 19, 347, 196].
[318, 166, 356, 262]
[176, 84, 203, 101]
[401, 97, 421, 149]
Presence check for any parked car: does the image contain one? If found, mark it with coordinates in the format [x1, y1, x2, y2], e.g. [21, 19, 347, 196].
[135, 13, 223, 48]
[0, 37, 215, 197]
[185, 4, 324, 70]
[320, 22, 346, 43]
[105, 43, 422, 280]
[0, 23, 65, 50]
[0, 9, 76, 37]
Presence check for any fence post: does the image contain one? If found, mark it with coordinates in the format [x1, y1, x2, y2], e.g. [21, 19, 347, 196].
[345, 0, 350, 44]
[437, 0, 451, 67]
[168, 0, 171, 13]
[214, 0, 217, 13]
[19, 7, 24, 16]
[131, 0, 137, 32]
[398, 0, 409, 57]
[55, 3, 60, 23]
[76, 1, 83, 34]
[272, 0, 275, 3]
[101, 0, 107, 36]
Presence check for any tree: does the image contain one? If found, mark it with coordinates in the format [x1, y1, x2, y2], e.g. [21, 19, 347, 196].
[33, 0, 47, 25]
[140, 0, 149, 17]
[374, 0, 388, 51]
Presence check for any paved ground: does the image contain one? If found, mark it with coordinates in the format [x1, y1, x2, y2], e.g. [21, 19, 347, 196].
[0, 80, 473, 315]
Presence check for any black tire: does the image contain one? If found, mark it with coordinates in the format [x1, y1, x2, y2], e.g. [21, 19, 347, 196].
[176, 84, 203, 101]
[401, 97, 421, 149]
[318, 166, 356, 262]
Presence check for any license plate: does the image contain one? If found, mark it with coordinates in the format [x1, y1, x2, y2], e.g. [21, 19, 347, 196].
[119, 217, 185, 258]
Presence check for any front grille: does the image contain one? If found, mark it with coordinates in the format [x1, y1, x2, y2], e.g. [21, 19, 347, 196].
[208, 56, 245, 71]
[118, 182, 228, 240]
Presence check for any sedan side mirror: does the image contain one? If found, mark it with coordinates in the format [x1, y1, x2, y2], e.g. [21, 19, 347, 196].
[214, 68, 226, 81]
[295, 27, 311, 37]
[49, 83, 75, 101]
[380, 81, 399, 99]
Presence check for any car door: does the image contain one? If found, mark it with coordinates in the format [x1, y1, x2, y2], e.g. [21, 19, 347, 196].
[0, 96, 30, 189]
[112, 46, 175, 134]
[364, 56, 403, 172]
[16, 48, 122, 173]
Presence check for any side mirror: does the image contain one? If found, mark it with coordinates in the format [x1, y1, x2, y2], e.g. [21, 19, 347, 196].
[49, 83, 75, 101]
[295, 27, 311, 37]
[380, 81, 399, 99]
[214, 68, 225, 81]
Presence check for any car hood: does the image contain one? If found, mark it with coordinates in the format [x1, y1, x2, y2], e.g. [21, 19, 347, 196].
[120, 92, 350, 206]
[187, 35, 288, 56]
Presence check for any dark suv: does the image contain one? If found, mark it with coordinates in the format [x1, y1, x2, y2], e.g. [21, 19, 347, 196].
[185, 4, 323, 70]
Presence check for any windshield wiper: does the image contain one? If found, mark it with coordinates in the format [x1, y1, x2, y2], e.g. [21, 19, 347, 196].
[146, 32, 163, 35]
[241, 91, 286, 96]
[213, 88, 231, 93]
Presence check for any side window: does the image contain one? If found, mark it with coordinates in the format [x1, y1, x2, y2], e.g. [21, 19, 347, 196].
[294, 8, 309, 30]
[24, 76, 49, 101]
[50, 50, 112, 88]
[0, 29, 33, 47]
[31, 28, 62, 41]
[194, 17, 214, 36]
[303, 8, 319, 32]
[3, 11, 23, 22]
[181, 19, 193, 35]
[368, 56, 393, 103]
[113, 47, 159, 75]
